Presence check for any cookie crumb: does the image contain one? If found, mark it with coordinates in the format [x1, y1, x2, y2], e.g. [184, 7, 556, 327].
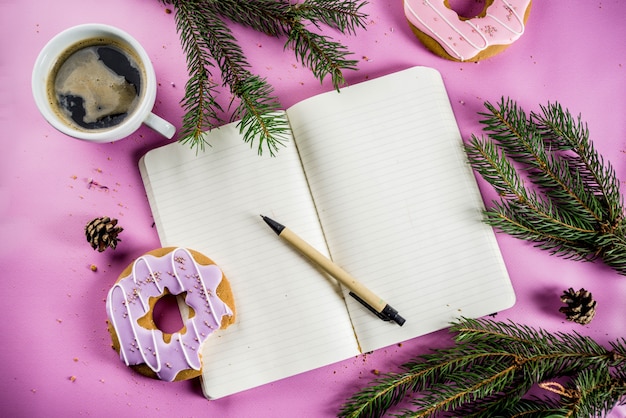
[69, 376, 77, 382]
[371, 369, 380, 376]
[90, 264, 98, 272]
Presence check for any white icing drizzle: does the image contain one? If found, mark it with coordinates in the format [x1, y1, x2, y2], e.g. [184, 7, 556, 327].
[108, 283, 162, 372]
[487, 9, 525, 36]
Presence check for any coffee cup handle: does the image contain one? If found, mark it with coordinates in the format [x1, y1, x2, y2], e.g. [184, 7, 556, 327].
[144, 112, 176, 139]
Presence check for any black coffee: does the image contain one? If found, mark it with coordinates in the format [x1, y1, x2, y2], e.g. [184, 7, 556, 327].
[49, 39, 144, 131]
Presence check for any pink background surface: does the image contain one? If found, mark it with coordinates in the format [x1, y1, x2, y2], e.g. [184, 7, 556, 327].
[2, 1, 626, 416]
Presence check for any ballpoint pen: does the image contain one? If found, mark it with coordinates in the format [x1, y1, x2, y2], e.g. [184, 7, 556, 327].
[261, 215, 405, 326]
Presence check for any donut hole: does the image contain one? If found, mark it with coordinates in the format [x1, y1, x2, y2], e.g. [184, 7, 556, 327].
[446, 0, 489, 19]
[153, 292, 189, 334]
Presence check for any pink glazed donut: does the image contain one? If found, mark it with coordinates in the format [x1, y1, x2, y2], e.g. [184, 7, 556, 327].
[404, 0, 532, 61]
[106, 247, 236, 381]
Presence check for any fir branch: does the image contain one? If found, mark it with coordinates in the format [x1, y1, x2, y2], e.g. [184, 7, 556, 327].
[338, 318, 626, 418]
[288, 0, 367, 88]
[173, 0, 223, 150]
[207, 0, 368, 38]
[490, 398, 568, 418]
[161, 0, 368, 154]
[465, 135, 600, 260]
[465, 99, 626, 275]
[533, 102, 623, 224]
[560, 368, 626, 417]
[211, 0, 366, 89]
[286, 21, 359, 89]
[295, 0, 368, 35]
[205, 0, 293, 36]
[171, 0, 288, 154]
[483, 200, 599, 261]
[478, 100, 603, 227]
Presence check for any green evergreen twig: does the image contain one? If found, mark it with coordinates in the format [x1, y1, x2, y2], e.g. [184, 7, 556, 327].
[339, 317, 626, 417]
[160, 0, 368, 155]
[464, 98, 626, 274]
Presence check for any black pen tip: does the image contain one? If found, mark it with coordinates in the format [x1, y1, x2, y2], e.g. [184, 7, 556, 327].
[260, 215, 285, 235]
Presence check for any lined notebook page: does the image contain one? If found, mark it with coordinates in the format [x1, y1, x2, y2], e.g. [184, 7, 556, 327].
[139, 120, 360, 399]
[287, 66, 515, 352]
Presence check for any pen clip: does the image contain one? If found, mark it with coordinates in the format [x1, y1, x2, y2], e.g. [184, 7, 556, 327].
[349, 292, 391, 321]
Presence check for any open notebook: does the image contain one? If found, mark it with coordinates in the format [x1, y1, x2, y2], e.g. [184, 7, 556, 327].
[138, 66, 515, 399]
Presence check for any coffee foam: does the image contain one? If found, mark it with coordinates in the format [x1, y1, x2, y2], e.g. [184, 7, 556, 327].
[54, 47, 139, 124]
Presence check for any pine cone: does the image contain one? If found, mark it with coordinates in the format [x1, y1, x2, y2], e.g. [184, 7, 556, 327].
[559, 288, 596, 325]
[85, 216, 123, 252]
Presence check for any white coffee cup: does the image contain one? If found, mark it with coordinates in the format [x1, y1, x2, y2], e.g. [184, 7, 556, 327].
[32, 23, 175, 142]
